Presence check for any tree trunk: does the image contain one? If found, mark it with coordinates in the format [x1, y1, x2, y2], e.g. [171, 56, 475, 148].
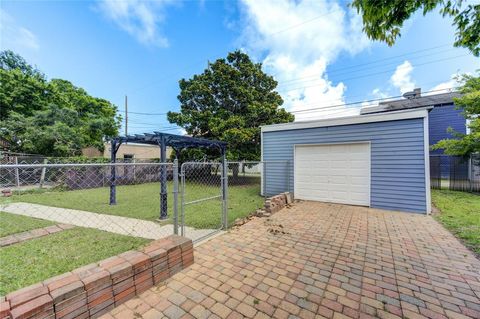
[233, 164, 239, 179]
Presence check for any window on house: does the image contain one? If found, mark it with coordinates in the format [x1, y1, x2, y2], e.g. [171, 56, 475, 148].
[123, 154, 134, 162]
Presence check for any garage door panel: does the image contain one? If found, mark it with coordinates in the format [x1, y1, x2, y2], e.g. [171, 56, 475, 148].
[328, 176, 349, 184]
[351, 178, 369, 186]
[330, 160, 350, 168]
[297, 169, 331, 181]
[350, 168, 369, 176]
[328, 183, 351, 191]
[350, 160, 368, 169]
[295, 143, 370, 206]
[330, 191, 349, 200]
[296, 189, 329, 200]
[349, 144, 369, 153]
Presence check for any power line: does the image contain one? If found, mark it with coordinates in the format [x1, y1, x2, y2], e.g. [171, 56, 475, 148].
[118, 70, 460, 120]
[277, 54, 468, 94]
[129, 41, 455, 97]
[123, 43, 460, 114]
[276, 46, 455, 87]
[273, 77, 458, 112]
[267, 8, 344, 37]
[118, 50, 463, 117]
[117, 110, 168, 115]
[127, 119, 173, 125]
[288, 87, 457, 114]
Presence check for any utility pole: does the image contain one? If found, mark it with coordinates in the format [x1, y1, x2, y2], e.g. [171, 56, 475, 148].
[124, 95, 128, 137]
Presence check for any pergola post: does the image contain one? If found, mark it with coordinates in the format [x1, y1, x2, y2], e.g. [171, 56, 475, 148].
[107, 132, 226, 219]
[159, 135, 168, 220]
[109, 139, 118, 205]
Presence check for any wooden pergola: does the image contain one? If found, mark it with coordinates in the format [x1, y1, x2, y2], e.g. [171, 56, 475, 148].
[109, 132, 227, 220]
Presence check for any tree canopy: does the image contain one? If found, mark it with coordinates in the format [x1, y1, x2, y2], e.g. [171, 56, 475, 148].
[0, 50, 121, 156]
[432, 72, 480, 156]
[351, 0, 480, 56]
[167, 50, 294, 161]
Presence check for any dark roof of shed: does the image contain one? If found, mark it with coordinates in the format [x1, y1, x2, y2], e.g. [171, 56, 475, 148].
[112, 132, 227, 150]
[361, 92, 461, 115]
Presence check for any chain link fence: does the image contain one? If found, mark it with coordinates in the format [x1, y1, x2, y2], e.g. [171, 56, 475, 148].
[180, 162, 225, 241]
[0, 159, 292, 299]
[0, 160, 291, 244]
[0, 162, 177, 241]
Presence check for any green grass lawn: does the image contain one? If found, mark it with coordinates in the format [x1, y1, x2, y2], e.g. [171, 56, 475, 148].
[0, 227, 148, 295]
[0, 180, 264, 229]
[0, 212, 55, 237]
[432, 190, 480, 255]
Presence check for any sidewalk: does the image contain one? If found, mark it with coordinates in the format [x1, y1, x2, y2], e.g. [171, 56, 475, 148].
[2, 202, 218, 241]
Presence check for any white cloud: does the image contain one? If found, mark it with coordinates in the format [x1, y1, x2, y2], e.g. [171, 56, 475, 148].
[97, 0, 175, 47]
[390, 61, 415, 94]
[238, 0, 370, 121]
[428, 74, 459, 95]
[0, 10, 39, 51]
[371, 88, 389, 99]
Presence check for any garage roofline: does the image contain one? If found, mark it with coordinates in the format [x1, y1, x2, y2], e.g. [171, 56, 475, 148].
[261, 108, 430, 133]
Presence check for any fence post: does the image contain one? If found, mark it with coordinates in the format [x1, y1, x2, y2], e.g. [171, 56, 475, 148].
[14, 156, 20, 187]
[180, 163, 186, 237]
[470, 156, 473, 193]
[109, 140, 117, 205]
[133, 158, 136, 183]
[173, 159, 179, 235]
[263, 161, 267, 198]
[222, 156, 228, 230]
[39, 158, 48, 189]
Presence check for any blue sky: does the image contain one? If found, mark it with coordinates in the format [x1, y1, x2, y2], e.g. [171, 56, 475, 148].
[1, 0, 478, 134]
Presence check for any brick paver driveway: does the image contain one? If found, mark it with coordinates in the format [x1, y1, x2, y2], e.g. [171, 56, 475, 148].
[102, 201, 480, 319]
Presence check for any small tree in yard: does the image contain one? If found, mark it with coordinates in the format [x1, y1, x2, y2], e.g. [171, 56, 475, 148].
[0, 50, 121, 156]
[167, 51, 294, 169]
[432, 72, 480, 156]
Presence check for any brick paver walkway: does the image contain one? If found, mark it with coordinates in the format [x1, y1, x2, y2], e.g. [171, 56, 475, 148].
[101, 201, 480, 319]
[0, 223, 75, 247]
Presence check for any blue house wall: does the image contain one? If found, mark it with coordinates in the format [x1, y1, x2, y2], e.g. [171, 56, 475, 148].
[428, 103, 467, 177]
[262, 117, 427, 214]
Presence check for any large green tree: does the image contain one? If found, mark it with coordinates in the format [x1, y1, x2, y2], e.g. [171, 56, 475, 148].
[432, 72, 479, 155]
[0, 50, 121, 156]
[167, 50, 294, 161]
[351, 0, 480, 56]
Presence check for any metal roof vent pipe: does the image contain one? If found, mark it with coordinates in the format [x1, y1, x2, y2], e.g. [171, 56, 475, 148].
[403, 88, 421, 99]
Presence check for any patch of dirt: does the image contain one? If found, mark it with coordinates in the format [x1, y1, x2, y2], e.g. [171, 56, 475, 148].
[431, 204, 441, 216]
[264, 219, 290, 235]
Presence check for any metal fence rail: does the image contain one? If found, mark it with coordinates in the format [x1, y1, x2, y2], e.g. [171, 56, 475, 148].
[179, 162, 225, 241]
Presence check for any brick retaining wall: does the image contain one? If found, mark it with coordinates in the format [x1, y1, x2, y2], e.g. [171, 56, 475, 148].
[264, 192, 293, 215]
[0, 235, 193, 319]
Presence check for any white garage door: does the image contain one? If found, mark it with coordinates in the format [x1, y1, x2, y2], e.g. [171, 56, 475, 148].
[294, 143, 370, 206]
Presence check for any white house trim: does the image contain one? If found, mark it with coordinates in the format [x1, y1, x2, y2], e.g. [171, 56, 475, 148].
[261, 108, 429, 133]
[424, 116, 432, 214]
[260, 130, 264, 196]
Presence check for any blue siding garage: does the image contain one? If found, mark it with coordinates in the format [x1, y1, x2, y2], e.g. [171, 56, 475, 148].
[261, 109, 430, 214]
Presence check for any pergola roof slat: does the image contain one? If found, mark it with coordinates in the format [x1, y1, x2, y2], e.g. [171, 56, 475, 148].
[111, 132, 227, 150]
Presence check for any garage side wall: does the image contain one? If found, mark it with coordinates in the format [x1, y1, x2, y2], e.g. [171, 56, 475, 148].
[262, 118, 427, 214]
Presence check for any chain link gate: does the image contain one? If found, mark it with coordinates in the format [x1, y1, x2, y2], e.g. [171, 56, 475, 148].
[179, 162, 227, 242]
